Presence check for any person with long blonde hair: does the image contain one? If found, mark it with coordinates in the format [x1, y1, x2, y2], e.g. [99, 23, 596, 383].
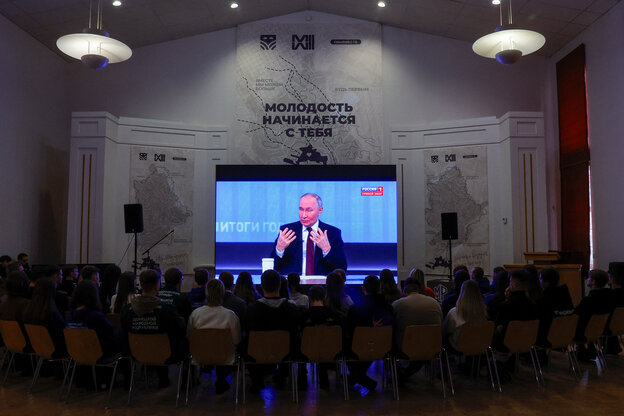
[443, 280, 486, 350]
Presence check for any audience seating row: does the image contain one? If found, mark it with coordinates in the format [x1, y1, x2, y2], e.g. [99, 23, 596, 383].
[1, 307, 623, 407]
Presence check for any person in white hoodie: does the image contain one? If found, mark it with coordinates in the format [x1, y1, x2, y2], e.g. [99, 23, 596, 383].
[187, 279, 241, 394]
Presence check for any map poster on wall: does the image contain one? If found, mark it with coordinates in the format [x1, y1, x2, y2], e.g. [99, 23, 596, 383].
[234, 22, 383, 165]
[424, 146, 490, 274]
[129, 146, 194, 273]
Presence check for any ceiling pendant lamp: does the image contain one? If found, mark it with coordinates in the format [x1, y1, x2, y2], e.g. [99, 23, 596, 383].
[472, 0, 545, 65]
[57, 0, 132, 70]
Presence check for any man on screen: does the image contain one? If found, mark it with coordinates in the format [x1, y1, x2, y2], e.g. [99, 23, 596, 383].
[270, 193, 347, 276]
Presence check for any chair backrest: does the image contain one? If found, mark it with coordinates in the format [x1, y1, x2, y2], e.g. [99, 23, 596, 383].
[128, 332, 171, 365]
[24, 324, 56, 359]
[584, 313, 609, 342]
[546, 314, 578, 349]
[0, 320, 27, 353]
[189, 328, 233, 366]
[455, 321, 495, 356]
[352, 326, 392, 361]
[503, 320, 539, 353]
[399, 325, 441, 361]
[247, 330, 290, 364]
[64, 328, 104, 365]
[609, 307, 624, 336]
[301, 326, 342, 363]
[106, 313, 121, 326]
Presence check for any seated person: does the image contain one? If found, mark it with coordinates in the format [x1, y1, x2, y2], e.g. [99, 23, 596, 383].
[485, 270, 510, 320]
[441, 270, 470, 317]
[346, 275, 394, 391]
[492, 269, 539, 353]
[0, 271, 31, 321]
[536, 267, 574, 346]
[325, 272, 351, 320]
[187, 268, 209, 310]
[574, 269, 615, 342]
[67, 280, 116, 358]
[218, 271, 247, 327]
[158, 267, 192, 322]
[110, 272, 137, 314]
[246, 269, 303, 393]
[120, 269, 188, 388]
[408, 268, 435, 299]
[470, 266, 490, 296]
[489, 266, 506, 295]
[287, 273, 309, 310]
[301, 285, 341, 389]
[392, 277, 442, 383]
[22, 277, 67, 357]
[187, 279, 241, 394]
[606, 262, 624, 353]
[443, 280, 487, 352]
[380, 269, 401, 305]
[609, 262, 624, 307]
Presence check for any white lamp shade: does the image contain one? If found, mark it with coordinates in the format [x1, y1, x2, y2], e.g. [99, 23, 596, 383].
[472, 28, 545, 59]
[57, 33, 132, 63]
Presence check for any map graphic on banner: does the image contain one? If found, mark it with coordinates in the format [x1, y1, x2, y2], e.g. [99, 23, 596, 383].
[129, 146, 194, 272]
[234, 23, 383, 164]
[424, 146, 489, 273]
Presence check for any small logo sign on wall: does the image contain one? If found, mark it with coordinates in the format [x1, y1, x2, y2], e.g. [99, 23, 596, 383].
[139, 153, 148, 161]
[154, 154, 166, 162]
[431, 155, 439, 163]
[260, 35, 276, 50]
[445, 154, 456, 162]
[292, 34, 314, 50]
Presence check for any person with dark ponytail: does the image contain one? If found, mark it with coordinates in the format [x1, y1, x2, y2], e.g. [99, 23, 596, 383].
[67, 280, 116, 358]
[22, 277, 67, 357]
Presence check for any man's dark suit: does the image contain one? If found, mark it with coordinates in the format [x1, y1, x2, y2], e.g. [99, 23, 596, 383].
[270, 220, 347, 275]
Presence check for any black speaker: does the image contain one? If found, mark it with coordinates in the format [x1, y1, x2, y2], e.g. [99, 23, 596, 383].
[441, 212, 458, 240]
[124, 204, 144, 233]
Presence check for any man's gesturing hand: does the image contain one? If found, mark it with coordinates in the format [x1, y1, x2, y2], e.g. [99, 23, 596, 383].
[309, 228, 331, 254]
[276, 228, 296, 252]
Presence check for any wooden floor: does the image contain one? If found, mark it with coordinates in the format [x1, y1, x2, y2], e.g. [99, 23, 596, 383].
[2, 352, 624, 416]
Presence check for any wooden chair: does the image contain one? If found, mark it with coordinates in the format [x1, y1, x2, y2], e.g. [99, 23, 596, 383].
[346, 326, 395, 400]
[62, 328, 124, 407]
[538, 314, 580, 379]
[396, 324, 451, 399]
[574, 313, 610, 370]
[608, 307, 624, 339]
[502, 319, 543, 387]
[127, 332, 185, 407]
[599, 307, 624, 364]
[186, 328, 240, 405]
[0, 320, 35, 385]
[454, 320, 501, 392]
[300, 325, 347, 399]
[24, 324, 71, 395]
[242, 330, 292, 404]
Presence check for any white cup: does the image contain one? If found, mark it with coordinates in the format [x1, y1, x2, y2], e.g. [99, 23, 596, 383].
[261, 258, 274, 272]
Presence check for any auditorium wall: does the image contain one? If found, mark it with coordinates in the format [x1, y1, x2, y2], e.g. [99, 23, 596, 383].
[0, 13, 70, 263]
[63, 11, 550, 275]
[10, 6, 623, 271]
[544, 0, 624, 269]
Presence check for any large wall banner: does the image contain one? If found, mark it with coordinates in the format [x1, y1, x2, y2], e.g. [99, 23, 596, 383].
[129, 146, 195, 273]
[234, 22, 383, 164]
[424, 146, 490, 274]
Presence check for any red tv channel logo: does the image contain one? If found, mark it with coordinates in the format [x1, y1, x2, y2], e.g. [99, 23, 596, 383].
[361, 186, 383, 196]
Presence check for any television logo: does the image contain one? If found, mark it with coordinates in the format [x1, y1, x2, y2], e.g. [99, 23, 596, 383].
[292, 34, 314, 50]
[361, 186, 383, 196]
